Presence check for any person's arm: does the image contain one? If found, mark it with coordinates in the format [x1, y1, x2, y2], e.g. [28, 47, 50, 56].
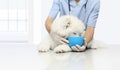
[46, 0, 60, 33]
[84, 0, 100, 44]
[45, 17, 54, 33]
[84, 26, 94, 44]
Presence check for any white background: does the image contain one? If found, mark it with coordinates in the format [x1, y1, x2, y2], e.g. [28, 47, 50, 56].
[33, 0, 120, 45]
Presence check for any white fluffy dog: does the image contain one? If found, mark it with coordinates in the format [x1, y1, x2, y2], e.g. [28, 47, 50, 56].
[38, 15, 94, 53]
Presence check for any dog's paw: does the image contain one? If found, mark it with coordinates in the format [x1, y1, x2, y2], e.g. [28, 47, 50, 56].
[78, 45, 86, 52]
[71, 45, 86, 52]
[54, 45, 71, 53]
[38, 44, 51, 52]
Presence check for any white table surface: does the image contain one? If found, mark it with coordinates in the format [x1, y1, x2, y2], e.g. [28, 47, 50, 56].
[0, 43, 120, 70]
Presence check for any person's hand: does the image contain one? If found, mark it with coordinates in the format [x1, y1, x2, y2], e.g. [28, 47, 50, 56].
[71, 38, 87, 52]
[50, 31, 69, 44]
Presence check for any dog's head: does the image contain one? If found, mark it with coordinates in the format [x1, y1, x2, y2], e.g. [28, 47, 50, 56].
[51, 15, 85, 38]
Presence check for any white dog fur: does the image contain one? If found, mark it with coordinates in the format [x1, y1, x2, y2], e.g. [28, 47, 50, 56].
[38, 15, 98, 53]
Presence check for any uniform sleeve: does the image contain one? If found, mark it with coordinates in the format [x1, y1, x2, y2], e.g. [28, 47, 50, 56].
[48, 0, 60, 19]
[85, 0, 100, 27]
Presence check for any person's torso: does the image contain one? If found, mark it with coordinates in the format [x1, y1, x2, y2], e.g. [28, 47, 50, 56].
[59, 0, 87, 24]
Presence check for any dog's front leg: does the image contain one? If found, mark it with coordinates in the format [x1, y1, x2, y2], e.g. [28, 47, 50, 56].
[54, 44, 72, 53]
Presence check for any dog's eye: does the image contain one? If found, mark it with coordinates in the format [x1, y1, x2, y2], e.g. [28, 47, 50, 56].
[61, 35, 66, 38]
[73, 32, 77, 35]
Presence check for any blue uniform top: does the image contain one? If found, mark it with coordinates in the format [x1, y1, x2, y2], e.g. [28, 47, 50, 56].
[48, 0, 100, 27]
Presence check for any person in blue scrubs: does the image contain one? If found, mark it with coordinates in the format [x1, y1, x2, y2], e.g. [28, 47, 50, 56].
[45, 0, 100, 51]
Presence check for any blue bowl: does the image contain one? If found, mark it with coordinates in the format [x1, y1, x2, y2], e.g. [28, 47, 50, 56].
[67, 36, 84, 48]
